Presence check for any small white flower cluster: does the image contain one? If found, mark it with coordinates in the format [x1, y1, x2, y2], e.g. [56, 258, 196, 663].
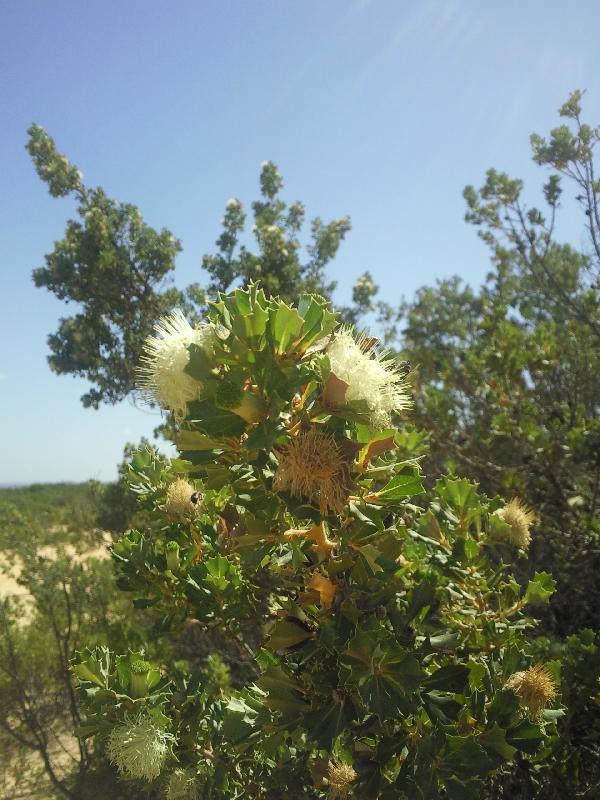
[326, 327, 412, 429]
[137, 310, 215, 419]
[106, 712, 175, 782]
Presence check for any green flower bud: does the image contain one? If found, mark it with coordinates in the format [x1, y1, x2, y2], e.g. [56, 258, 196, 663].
[214, 379, 266, 424]
[130, 659, 151, 698]
[165, 541, 180, 572]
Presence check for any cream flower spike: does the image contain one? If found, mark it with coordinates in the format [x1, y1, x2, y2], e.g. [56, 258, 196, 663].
[137, 310, 214, 419]
[326, 326, 412, 429]
[504, 664, 557, 721]
[327, 761, 357, 799]
[494, 498, 536, 549]
[106, 712, 175, 781]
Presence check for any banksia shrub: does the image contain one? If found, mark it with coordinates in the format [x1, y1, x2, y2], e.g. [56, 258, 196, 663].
[74, 286, 562, 798]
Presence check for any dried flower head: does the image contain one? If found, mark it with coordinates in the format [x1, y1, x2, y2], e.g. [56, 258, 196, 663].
[309, 572, 336, 608]
[326, 327, 412, 429]
[138, 310, 214, 419]
[106, 712, 175, 782]
[273, 427, 351, 515]
[327, 761, 357, 799]
[494, 498, 536, 549]
[165, 768, 200, 800]
[165, 478, 199, 519]
[504, 664, 557, 721]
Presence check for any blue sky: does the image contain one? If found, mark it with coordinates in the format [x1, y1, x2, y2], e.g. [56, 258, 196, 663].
[1, 0, 599, 484]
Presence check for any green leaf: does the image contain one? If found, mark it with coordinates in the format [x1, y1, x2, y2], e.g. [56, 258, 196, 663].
[341, 634, 423, 719]
[377, 471, 424, 501]
[406, 580, 436, 620]
[443, 776, 484, 800]
[176, 430, 224, 451]
[295, 294, 337, 351]
[203, 555, 240, 591]
[524, 571, 556, 605]
[427, 632, 461, 651]
[506, 720, 544, 753]
[72, 647, 111, 689]
[222, 692, 268, 744]
[267, 619, 313, 651]
[187, 399, 246, 437]
[442, 736, 495, 779]
[185, 342, 214, 381]
[257, 665, 308, 715]
[269, 302, 304, 354]
[231, 286, 269, 341]
[479, 723, 517, 761]
[422, 664, 469, 693]
[436, 477, 480, 511]
[468, 660, 485, 691]
[302, 699, 352, 748]
[245, 420, 286, 450]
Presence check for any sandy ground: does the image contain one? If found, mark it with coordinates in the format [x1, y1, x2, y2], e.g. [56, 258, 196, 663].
[0, 532, 112, 602]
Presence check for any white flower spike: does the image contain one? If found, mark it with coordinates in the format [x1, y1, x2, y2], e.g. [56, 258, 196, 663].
[137, 310, 214, 419]
[326, 327, 412, 429]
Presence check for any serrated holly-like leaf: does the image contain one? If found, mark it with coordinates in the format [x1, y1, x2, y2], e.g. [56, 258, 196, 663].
[230, 286, 269, 342]
[442, 776, 484, 800]
[524, 571, 556, 605]
[436, 477, 480, 512]
[468, 660, 486, 691]
[506, 719, 544, 753]
[376, 471, 425, 501]
[364, 667, 420, 719]
[341, 634, 423, 719]
[487, 513, 512, 540]
[72, 646, 112, 688]
[406, 580, 437, 620]
[302, 698, 353, 748]
[441, 735, 495, 779]
[294, 294, 337, 352]
[269, 302, 304, 354]
[222, 691, 269, 744]
[257, 665, 308, 715]
[203, 555, 241, 591]
[479, 723, 517, 761]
